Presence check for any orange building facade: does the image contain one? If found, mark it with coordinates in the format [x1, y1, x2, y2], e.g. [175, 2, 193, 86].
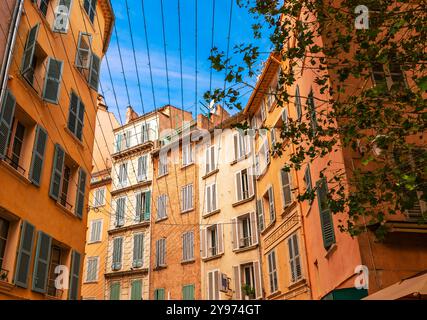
[0, 0, 113, 299]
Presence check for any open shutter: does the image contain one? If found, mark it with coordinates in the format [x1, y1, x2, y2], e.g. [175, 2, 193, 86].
[288, 236, 296, 282]
[281, 169, 292, 207]
[53, 0, 72, 32]
[268, 187, 275, 221]
[29, 125, 48, 186]
[88, 54, 100, 90]
[213, 270, 220, 300]
[32, 231, 52, 293]
[295, 85, 302, 120]
[250, 211, 258, 245]
[67, 92, 78, 136]
[210, 146, 215, 171]
[233, 266, 241, 300]
[317, 178, 335, 249]
[21, 24, 40, 74]
[49, 144, 65, 201]
[200, 227, 207, 259]
[232, 218, 238, 250]
[43, 58, 63, 104]
[205, 147, 210, 173]
[75, 168, 87, 218]
[144, 191, 151, 221]
[14, 221, 35, 288]
[75, 32, 92, 68]
[236, 171, 242, 202]
[135, 193, 142, 222]
[0, 90, 16, 157]
[248, 169, 254, 197]
[75, 100, 85, 140]
[217, 223, 224, 254]
[68, 250, 81, 300]
[256, 199, 264, 231]
[253, 261, 262, 299]
[207, 272, 213, 299]
[131, 280, 142, 300]
[233, 134, 238, 160]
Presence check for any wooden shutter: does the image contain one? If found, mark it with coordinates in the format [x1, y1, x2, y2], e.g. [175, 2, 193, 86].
[253, 261, 262, 299]
[183, 284, 195, 300]
[135, 193, 142, 222]
[53, 0, 72, 32]
[14, 221, 35, 288]
[131, 280, 142, 300]
[295, 85, 302, 120]
[112, 237, 122, 270]
[110, 282, 120, 300]
[217, 224, 224, 254]
[288, 234, 302, 282]
[213, 270, 220, 300]
[115, 198, 125, 226]
[133, 233, 144, 268]
[236, 171, 242, 202]
[233, 266, 241, 300]
[75, 32, 91, 68]
[232, 218, 238, 250]
[155, 288, 165, 300]
[138, 155, 147, 181]
[308, 90, 317, 133]
[250, 211, 258, 245]
[268, 187, 275, 221]
[32, 231, 52, 293]
[75, 99, 85, 140]
[68, 250, 81, 300]
[248, 169, 254, 197]
[144, 191, 151, 221]
[305, 165, 313, 193]
[89, 54, 100, 90]
[49, 144, 65, 201]
[256, 199, 264, 231]
[205, 147, 210, 173]
[43, 58, 63, 103]
[316, 178, 335, 249]
[206, 185, 212, 213]
[0, 90, 16, 157]
[200, 227, 207, 259]
[21, 24, 40, 74]
[75, 168, 87, 219]
[233, 134, 238, 160]
[207, 271, 213, 299]
[281, 169, 292, 207]
[282, 108, 288, 130]
[210, 146, 215, 171]
[29, 125, 47, 186]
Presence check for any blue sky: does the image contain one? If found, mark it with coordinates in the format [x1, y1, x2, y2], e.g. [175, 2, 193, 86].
[100, 0, 271, 125]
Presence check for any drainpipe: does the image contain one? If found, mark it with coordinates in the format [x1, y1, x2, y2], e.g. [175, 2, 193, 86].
[0, 0, 24, 107]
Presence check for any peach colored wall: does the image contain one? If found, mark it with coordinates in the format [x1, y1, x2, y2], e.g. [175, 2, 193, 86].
[0, 0, 17, 75]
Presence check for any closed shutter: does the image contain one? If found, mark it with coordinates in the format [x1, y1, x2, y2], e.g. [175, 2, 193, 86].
[49, 144, 65, 201]
[256, 199, 264, 231]
[233, 266, 241, 300]
[253, 261, 262, 299]
[236, 171, 242, 202]
[135, 193, 142, 222]
[210, 146, 215, 171]
[216, 224, 224, 254]
[131, 280, 142, 300]
[137, 155, 147, 181]
[288, 234, 302, 282]
[43, 58, 63, 103]
[200, 227, 207, 259]
[268, 187, 275, 221]
[68, 250, 81, 300]
[75, 168, 87, 219]
[281, 168, 292, 207]
[21, 24, 40, 75]
[88, 54, 100, 90]
[316, 178, 336, 249]
[29, 125, 47, 186]
[295, 85, 302, 120]
[154, 288, 165, 300]
[249, 211, 258, 245]
[161, 238, 166, 266]
[182, 284, 195, 300]
[115, 198, 125, 226]
[14, 221, 35, 288]
[53, 0, 72, 32]
[213, 270, 220, 300]
[109, 282, 120, 300]
[144, 191, 151, 221]
[207, 272, 213, 299]
[205, 147, 210, 173]
[232, 218, 238, 250]
[0, 90, 16, 157]
[141, 123, 149, 142]
[112, 237, 122, 270]
[32, 231, 52, 293]
[133, 233, 144, 268]
[233, 134, 238, 160]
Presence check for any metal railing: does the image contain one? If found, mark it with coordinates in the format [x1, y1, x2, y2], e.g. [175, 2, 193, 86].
[0, 268, 9, 283]
[3, 154, 26, 175]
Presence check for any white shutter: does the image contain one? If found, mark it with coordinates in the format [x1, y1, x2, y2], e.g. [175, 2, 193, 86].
[232, 218, 238, 250]
[200, 227, 207, 259]
[268, 187, 276, 221]
[235, 171, 242, 202]
[253, 261, 262, 299]
[233, 266, 241, 300]
[250, 211, 258, 245]
[217, 224, 224, 254]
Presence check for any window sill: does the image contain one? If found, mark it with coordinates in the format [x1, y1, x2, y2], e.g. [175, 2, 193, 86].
[232, 195, 255, 207]
[266, 290, 282, 300]
[233, 243, 258, 253]
[324, 243, 337, 259]
[202, 209, 220, 219]
[155, 217, 168, 223]
[181, 208, 194, 214]
[0, 279, 14, 293]
[64, 126, 85, 148]
[0, 158, 31, 185]
[16, 73, 42, 102]
[202, 168, 219, 180]
[202, 253, 224, 262]
[84, 280, 99, 284]
[87, 240, 102, 245]
[288, 278, 307, 291]
[181, 259, 195, 265]
[158, 173, 169, 179]
[154, 265, 167, 271]
[55, 201, 78, 219]
[230, 153, 252, 166]
[281, 201, 297, 218]
[181, 162, 194, 169]
[260, 220, 276, 236]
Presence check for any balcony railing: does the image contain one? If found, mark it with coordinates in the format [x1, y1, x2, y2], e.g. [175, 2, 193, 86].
[239, 237, 252, 248]
[0, 268, 10, 283]
[208, 246, 217, 257]
[3, 155, 26, 175]
[47, 279, 63, 299]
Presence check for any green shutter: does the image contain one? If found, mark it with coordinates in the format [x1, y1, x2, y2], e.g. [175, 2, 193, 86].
[32, 231, 52, 293]
[68, 250, 81, 300]
[154, 288, 165, 300]
[144, 191, 151, 221]
[76, 100, 85, 140]
[88, 54, 100, 90]
[183, 284, 195, 300]
[21, 24, 40, 75]
[316, 178, 336, 249]
[133, 233, 144, 268]
[67, 92, 79, 136]
[14, 221, 35, 288]
[0, 90, 16, 157]
[75, 168, 87, 219]
[130, 280, 142, 300]
[29, 125, 48, 186]
[43, 58, 63, 104]
[49, 144, 65, 201]
[110, 282, 120, 300]
[112, 237, 122, 270]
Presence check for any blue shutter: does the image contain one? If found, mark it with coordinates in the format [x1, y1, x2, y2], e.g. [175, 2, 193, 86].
[0, 90, 16, 157]
[130, 280, 142, 300]
[132, 233, 144, 268]
[316, 178, 336, 249]
[109, 282, 121, 300]
[32, 231, 52, 293]
[49, 144, 65, 201]
[88, 54, 100, 90]
[67, 92, 79, 136]
[14, 221, 35, 288]
[21, 24, 40, 75]
[75, 168, 87, 219]
[76, 99, 85, 140]
[29, 125, 47, 186]
[144, 191, 151, 221]
[68, 250, 81, 300]
[43, 58, 63, 104]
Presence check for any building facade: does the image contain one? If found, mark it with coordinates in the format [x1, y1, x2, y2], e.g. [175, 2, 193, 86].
[0, 0, 113, 300]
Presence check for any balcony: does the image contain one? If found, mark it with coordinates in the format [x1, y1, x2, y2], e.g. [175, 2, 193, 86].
[239, 237, 252, 249]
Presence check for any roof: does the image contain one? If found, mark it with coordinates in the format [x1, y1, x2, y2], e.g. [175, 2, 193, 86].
[100, 0, 115, 53]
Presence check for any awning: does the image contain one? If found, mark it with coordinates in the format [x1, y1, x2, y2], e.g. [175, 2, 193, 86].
[363, 271, 427, 300]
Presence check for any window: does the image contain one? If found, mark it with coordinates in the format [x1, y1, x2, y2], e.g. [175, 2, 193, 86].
[232, 212, 258, 250]
[264, 187, 275, 223]
[117, 162, 128, 188]
[181, 184, 193, 212]
[35, 0, 50, 17]
[154, 288, 165, 300]
[182, 284, 195, 300]
[14, 221, 35, 288]
[157, 194, 168, 220]
[83, 0, 97, 23]
[304, 165, 313, 199]
[316, 178, 335, 249]
[295, 85, 302, 121]
[202, 224, 223, 258]
[260, 99, 266, 122]
[233, 131, 248, 161]
[93, 187, 105, 207]
[257, 139, 270, 176]
[207, 270, 220, 300]
[182, 231, 194, 262]
[267, 86, 276, 111]
[267, 250, 278, 293]
[372, 58, 406, 91]
[288, 233, 302, 283]
[135, 191, 151, 222]
[115, 197, 126, 227]
[43, 58, 63, 104]
[85, 256, 99, 282]
[182, 143, 194, 166]
[235, 168, 254, 202]
[280, 168, 293, 207]
[137, 154, 148, 182]
[46, 245, 64, 298]
[67, 92, 85, 140]
[53, 0, 72, 33]
[133, 233, 144, 268]
[141, 123, 149, 143]
[112, 237, 123, 271]
[307, 90, 317, 134]
[0, 217, 10, 270]
[115, 131, 130, 152]
[205, 183, 217, 215]
[233, 262, 261, 300]
[89, 219, 102, 243]
[109, 281, 120, 300]
[130, 279, 142, 300]
[158, 152, 168, 176]
[256, 199, 264, 232]
[205, 145, 216, 174]
[155, 238, 166, 268]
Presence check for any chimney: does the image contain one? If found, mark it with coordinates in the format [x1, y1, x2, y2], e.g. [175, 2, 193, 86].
[97, 94, 108, 111]
[126, 105, 139, 124]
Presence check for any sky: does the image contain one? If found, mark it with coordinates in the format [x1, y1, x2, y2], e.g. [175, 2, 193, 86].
[100, 0, 272, 125]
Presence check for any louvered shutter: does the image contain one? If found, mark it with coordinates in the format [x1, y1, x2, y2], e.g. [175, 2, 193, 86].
[29, 125, 47, 186]
[0, 90, 16, 157]
[207, 272, 213, 299]
[205, 148, 210, 173]
[112, 237, 122, 270]
[253, 261, 262, 299]
[233, 266, 241, 300]
[316, 178, 335, 249]
[21, 24, 40, 75]
[68, 250, 81, 300]
[135, 193, 142, 222]
[248, 169, 254, 197]
[89, 54, 100, 90]
[14, 221, 35, 288]
[49, 144, 65, 201]
[131, 280, 142, 300]
[305, 165, 313, 193]
[295, 85, 302, 120]
[109, 282, 120, 300]
[250, 211, 258, 245]
[211, 184, 217, 211]
[236, 171, 242, 202]
[256, 199, 264, 231]
[75, 99, 85, 140]
[232, 218, 238, 250]
[268, 187, 275, 221]
[288, 235, 296, 282]
[210, 146, 215, 171]
[233, 134, 238, 160]
[43, 58, 63, 103]
[32, 231, 52, 293]
[75, 168, 87, 219]
[144, 191, 151, 221]
[281, 169, 292, 207]
[217, 224, 224, 254]
[213, 270, 220, 299]
[200, 227, 207, 259]
[133, 233, 144, 268]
